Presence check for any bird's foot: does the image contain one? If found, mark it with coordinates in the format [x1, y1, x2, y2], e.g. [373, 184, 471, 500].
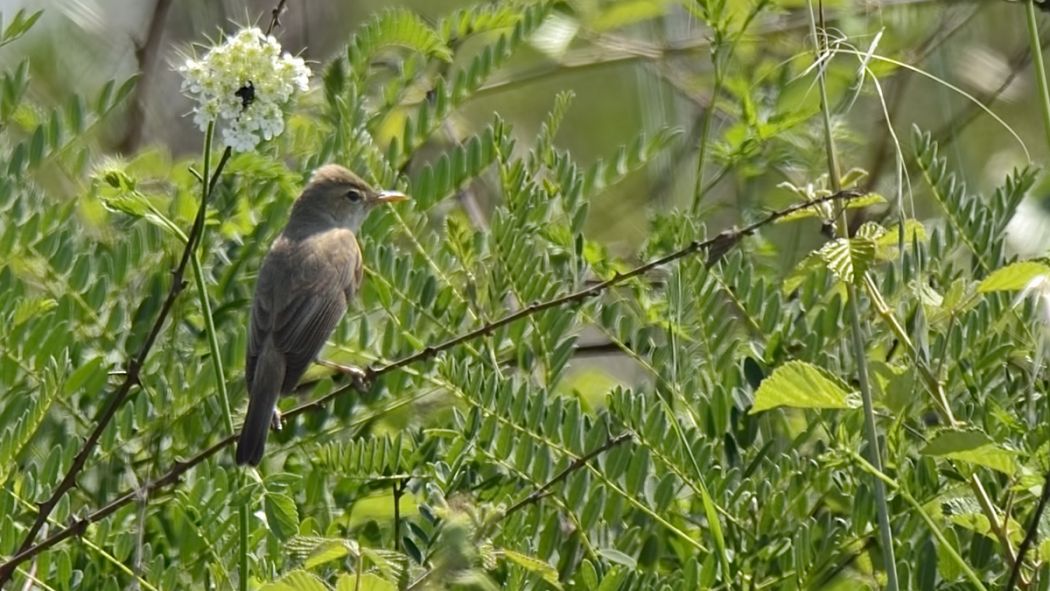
[271, 409, 283, 432]
[317, 359, 374, 391]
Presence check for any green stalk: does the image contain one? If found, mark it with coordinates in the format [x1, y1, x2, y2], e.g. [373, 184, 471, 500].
[1025, 0, 1050, 152]
[690, 44, 724, 216]
[194, 123, 248, 591]
[847, 450, 987, 591]
[191, 255, 232, 431]
[806, 4, 899, 589]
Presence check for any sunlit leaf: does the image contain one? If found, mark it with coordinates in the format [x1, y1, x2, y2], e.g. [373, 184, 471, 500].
[751, 361, 858, 413]
[921, 429, 1018, 475]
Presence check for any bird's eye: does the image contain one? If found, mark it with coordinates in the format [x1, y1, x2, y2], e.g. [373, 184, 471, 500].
[345, 189, 363, 203]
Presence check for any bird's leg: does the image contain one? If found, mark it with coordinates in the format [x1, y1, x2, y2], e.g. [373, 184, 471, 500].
[316, 358, 374, 391]
[271, 408, 283, 431]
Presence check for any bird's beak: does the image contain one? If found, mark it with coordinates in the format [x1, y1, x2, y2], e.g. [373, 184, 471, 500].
[375, 190, 409, 204]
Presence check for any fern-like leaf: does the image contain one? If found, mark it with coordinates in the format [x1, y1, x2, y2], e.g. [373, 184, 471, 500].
[349, 9, 452, 78]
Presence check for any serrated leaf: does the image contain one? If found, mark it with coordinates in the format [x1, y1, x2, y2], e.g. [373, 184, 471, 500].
[346, 574, 395, 591]
[751, 360, 858, 413]
[977, 261, 1050, 292]
[304, 540, 349, 569]
[260, 570, 327, 591]
[265, 493, 300, 540]
[921, 429, 1018, 475]
[817, 237, 876, 285]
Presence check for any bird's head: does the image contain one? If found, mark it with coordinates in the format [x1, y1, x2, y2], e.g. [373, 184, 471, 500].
[291, 164, 408, 232]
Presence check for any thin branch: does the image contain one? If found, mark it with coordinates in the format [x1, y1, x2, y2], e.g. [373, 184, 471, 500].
[266, 0, 287, 36]
[115, 0, 174, 154]
[1008, 468, 1050, 590]
[0, 144, 233, 586]
[0, 189, 862, 573]
[502, 432, 633, 519]
[469, 0, 942, 104]
[930, 41, 1037, 148]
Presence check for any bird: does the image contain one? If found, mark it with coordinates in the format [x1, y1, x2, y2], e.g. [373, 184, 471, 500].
[235, 164, 408, 466]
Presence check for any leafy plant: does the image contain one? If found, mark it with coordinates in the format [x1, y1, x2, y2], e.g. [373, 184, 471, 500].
[2, 1, 1050, 590]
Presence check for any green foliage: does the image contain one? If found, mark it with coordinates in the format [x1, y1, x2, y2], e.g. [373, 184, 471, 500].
[914, 128, 1036, 275]
[3, 2, 1050, 590]
[0, 8, 42, 48]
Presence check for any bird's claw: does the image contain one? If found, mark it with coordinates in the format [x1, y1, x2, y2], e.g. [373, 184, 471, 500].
[347, 366, 373, 391]
[317, 359, 374, 391]
[270, 408, 283, 432]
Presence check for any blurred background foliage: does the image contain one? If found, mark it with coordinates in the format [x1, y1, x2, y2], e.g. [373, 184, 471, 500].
[3, 0, 1050, 589]
[4, 0, 1046, 251]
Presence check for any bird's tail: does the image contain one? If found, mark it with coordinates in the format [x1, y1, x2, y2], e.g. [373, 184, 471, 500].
[236, 346, 286, 466]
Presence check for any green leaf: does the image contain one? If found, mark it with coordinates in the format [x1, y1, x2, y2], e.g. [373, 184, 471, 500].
[921, 429, 1018, 475]
[304, 540, 350, 569]
[817, 237, 876, 285]
[335, 574, 394, 591]
[12, 297, 57, 326]
[0, 9, 43, 47]
[868, 361, 915, 414]
[349, 8, 452, 76]
[0, 384, 57, 486]
[589, 0, 670, 31]
[260, 570, 328, 591]
[977, 261, 1050, 292]
[501, 549, 563, 589]
[874, 220, 926, 259]
[751, 361, 858, 413]
[698, 482, 728, 575]
[64, 357, 104, 396]
[265, 493, 301, 540]
[595, 567, 627, 591]
[776, 193, 886, 223]
[576, 560, 599, 588]
[597, 548, 637, 569]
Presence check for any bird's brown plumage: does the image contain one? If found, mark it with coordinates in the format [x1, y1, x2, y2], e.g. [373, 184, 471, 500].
[236, 165, 406, 465]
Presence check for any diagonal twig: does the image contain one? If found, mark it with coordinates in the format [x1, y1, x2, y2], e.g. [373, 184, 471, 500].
[501, 432, 633, 519]
[0, 189, 862, 575]
[266, 0, 287, 36]
[1007, 468, 1050, 590]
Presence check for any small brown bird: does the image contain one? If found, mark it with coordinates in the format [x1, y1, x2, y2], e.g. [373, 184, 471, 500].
[236, 165, 408, 466]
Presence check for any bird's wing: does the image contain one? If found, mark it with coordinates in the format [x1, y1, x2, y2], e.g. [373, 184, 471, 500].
[248, 232, 360, 393]
[271, 289, 348, 391]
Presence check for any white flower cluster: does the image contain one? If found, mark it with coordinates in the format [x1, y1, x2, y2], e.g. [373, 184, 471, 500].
[179, 27, 310, 152]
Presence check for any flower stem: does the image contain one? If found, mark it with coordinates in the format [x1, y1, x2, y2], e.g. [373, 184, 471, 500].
[195, 122, 247, 591]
